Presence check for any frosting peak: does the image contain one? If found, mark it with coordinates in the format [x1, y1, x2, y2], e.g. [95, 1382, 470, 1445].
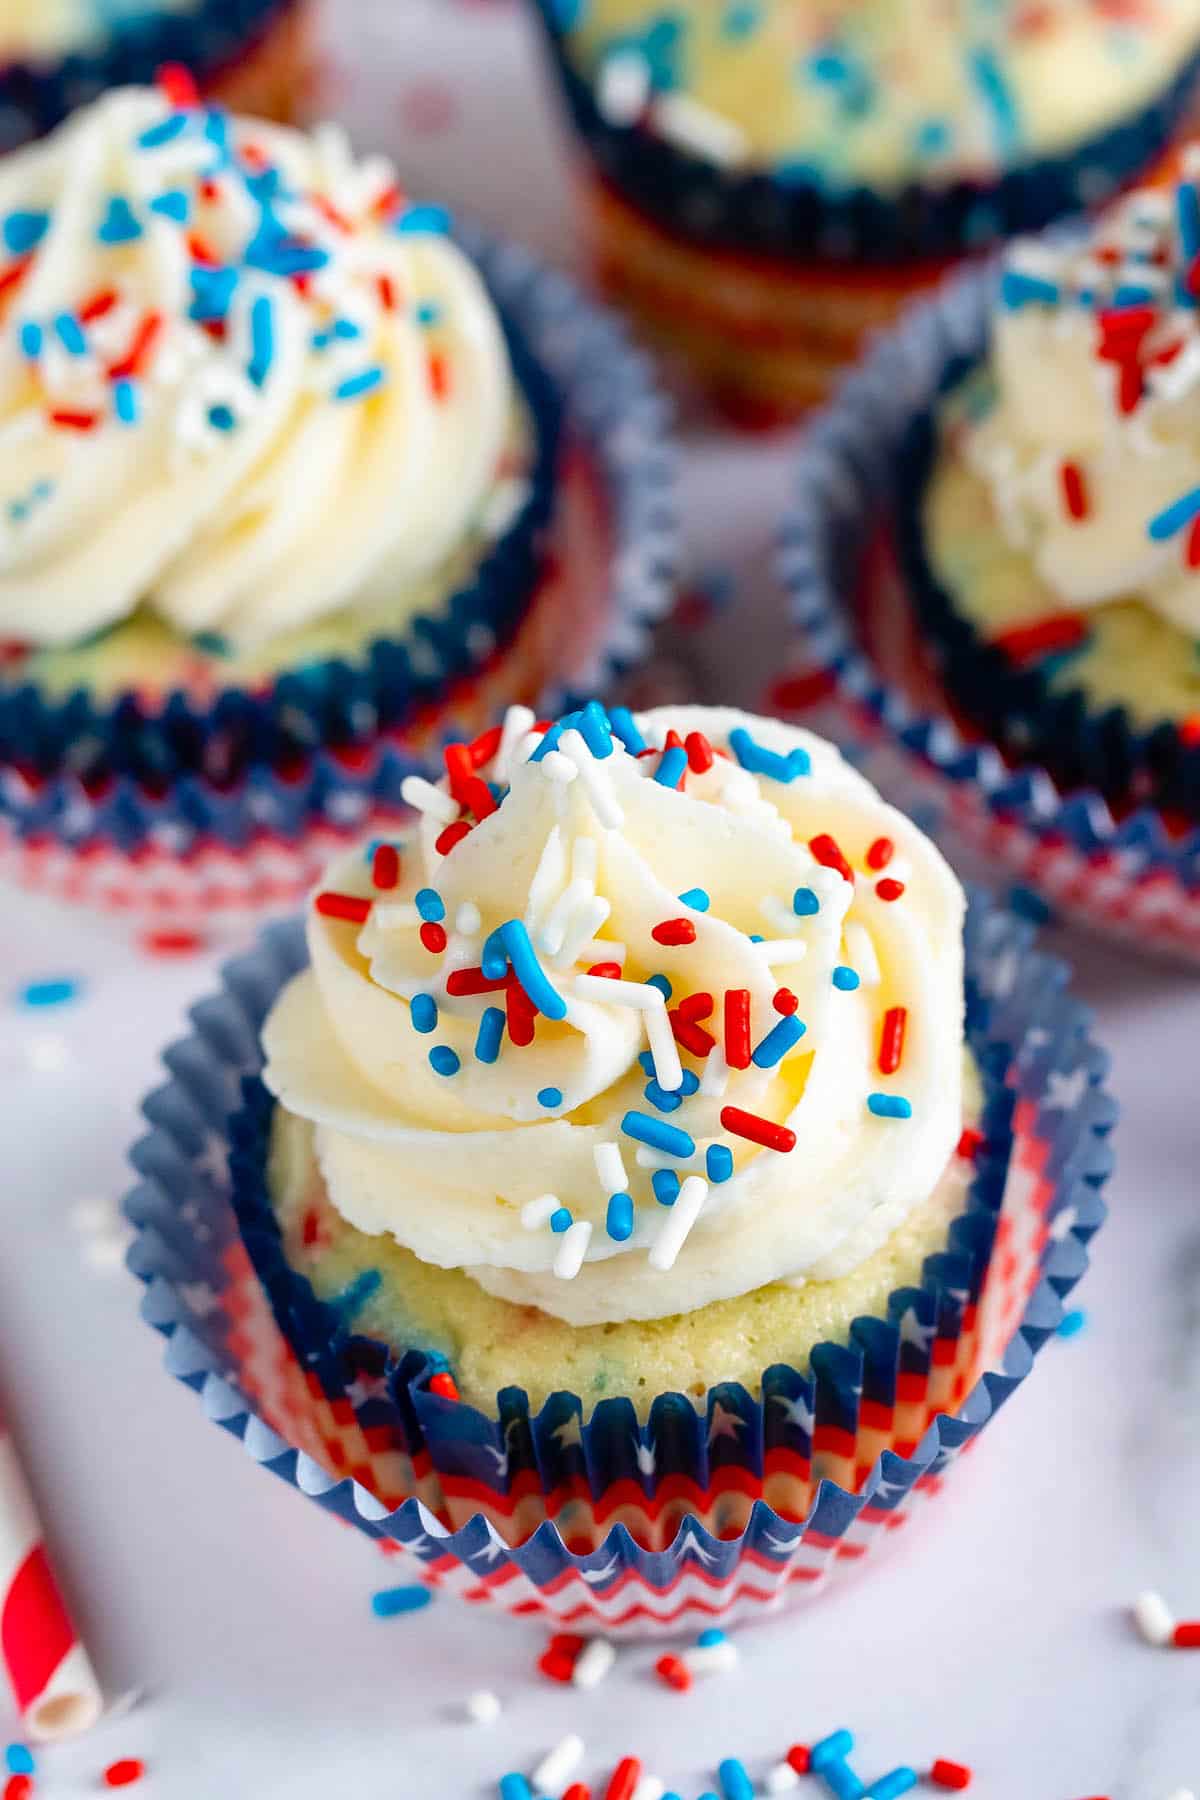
[263, 706, 966, 1327]
[0, 86, 514, 649]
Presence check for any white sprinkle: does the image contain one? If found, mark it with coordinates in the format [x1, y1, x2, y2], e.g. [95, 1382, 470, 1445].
[1134, 1589, 1175, 1647]
[1164, 1789, 1196, 1800]
[765, 1762, 801, 1794]
[581, 939, 627, 966]
[532, 1734, 584, 1792]
[572, 1637, 616, 1689]
[646, 1003, 684, 1094]
[373, 902, 419, 930]
[597, 48, 651, 124]
[649, 1176, 708, 1271]
[521, 1195, 560, 1230]
[636, 1145, 697, 1171]
[456, 901, 482, 936]
[632, 1780, 665, 1800]
[760, 939, 810, 966]
[685, 1639, 740, 1677]
[554, 896, 612, 972]
[465, 1690, 501, 1725]
[700, 1044, 730, 1098]
[401, 775, 457, 823]
[574, 974, 664, 1011]
[572, 836, 598, 886]
[654, 91, 748, 165]
[541, 877, 592, 956]
[561, 728, 624, 829]
[595, 1142, 628, 1194]
[541, 750, 579, 785]
[845, 921, 881, 987]
[760, 895, 801, 935]
[496, 704, 536, 781]
[554, 1219, 592, 1280]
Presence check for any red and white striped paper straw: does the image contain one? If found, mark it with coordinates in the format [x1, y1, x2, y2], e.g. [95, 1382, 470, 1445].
[1, 1416, 101, 1740]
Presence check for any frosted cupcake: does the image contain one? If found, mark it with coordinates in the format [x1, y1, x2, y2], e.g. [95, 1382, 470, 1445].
[0, 86, 674, 915]
[0, 3, 311, 146]
[255, 702, 976, 1419]
[910, 161, 1200, 824]
[530, 0, 1200, 425]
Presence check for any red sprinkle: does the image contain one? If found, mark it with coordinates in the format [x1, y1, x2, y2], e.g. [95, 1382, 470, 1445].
[187, 231, 220, 266]
[376, 273, 398, 310]
[79, 287, 118, 323]
[786, 1747, 812, 1776]
[1060, 460, 1089, 521]
[587, 962, 624, 980]
[419, 921, 448, 955]
[676, 992, 714, 1021]
[428, 1371, 459, 1401]
[655, 1652, 692, 1691]
[724, 989, 752, 1070]
[773, 987, 798, 1015]
[879, 1005, 908, 1075]
[435, 819, 472, 856]
[428, 350, 450, 401]
[446, 966, 510, 997]
[684, 731, 714, 773]
[506, 981, 536, 1048]
[875, 878, 906, 902]
[720, 1105, 797, 1154]
[992, 614, 1089, 663]
[604, 1759, 643, 1800]
[562, 1787, 591, 1800]
[809, 833, 854, 885]
[49, 409, 99, 431]
[5, 1778, 33, 1800]
[1173, 1621, 1200, 1647]
[1180, 715, 1200, 748]
[468, 723, 504, 768]
[548, 1633, 586, 1658]
[443, 744, 496, 820]
[652, 918, 697, 947]
[929, 1761, 972, 1791]
[0, 255, 30, 303]
[157, 61, 199, 106]
[956, 1127, 984, 1160]
[1118, 360, 1143, 415]
[670, 1010, 716, 1058]
[301, 1208, 322, 1247]
[109, 310, 163, 381]
[315, 891, 372, 924]
[139, 927, 204, 956]
[538, 1649, 575, 1684]
[372, 844, 401, 890]
[865, 836, 894, 870]
[103, 1765, 146, 1791]
[1187, 515, 1200, 571]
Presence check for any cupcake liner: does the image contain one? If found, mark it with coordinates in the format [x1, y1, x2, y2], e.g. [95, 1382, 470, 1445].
[778, 263, 1200, 964]
[529, 1, 1200, 265]
[0, 0, 303, 151]
[124, 889, 1114, 1634]
[0, 227, 679, 918]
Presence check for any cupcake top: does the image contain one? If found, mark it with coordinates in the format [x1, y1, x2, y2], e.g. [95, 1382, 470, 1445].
[263, 704, 966, 1328]
[948, 157, 1200, 645]
[0, 1, 198, 61]
[0, 86, 518, 652]
[554, 0, 1200, 191]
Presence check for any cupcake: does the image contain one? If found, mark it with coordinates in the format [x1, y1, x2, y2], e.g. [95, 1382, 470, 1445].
[529, 0, 1200, 426]
[0, 2, 312, 146]
[132, 697, 1117, 1619]
[0, 86, 676, 917]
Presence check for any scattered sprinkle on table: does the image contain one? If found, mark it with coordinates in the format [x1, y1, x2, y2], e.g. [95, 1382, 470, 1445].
[16, 977, 80, 1008]
[103, 1761, 146, 1789]
[371, 1584, 432, 1618]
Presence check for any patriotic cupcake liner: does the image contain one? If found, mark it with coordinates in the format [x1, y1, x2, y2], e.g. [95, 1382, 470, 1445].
[779, 264, 1200, 962]
[0, 227, 678, 919]
[0, 0, 307, 151]
[124, 889, 1114, 1635]
[528, 2, 1200, 265]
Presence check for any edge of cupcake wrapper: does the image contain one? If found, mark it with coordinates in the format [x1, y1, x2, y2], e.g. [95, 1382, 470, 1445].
[0, 224, 680, 858]
[779, 259, 1200, 896]
[123, 889, 1115, 1580]
[0, 0, 296, 147]
[529, 0, 1200, 265]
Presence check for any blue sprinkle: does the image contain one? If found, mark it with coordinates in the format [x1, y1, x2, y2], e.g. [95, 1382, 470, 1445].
[499, 1777, 534, 1800]
[722, 0, 762, 37]
[678, 887, 710, 912]
[527, 721, 562, 762]
[868, 1093, 913, 1120]
[18, 978, 79, 1008]
[429, 1045, 460, 1077]
[606, 1192, 635, 1241]
[811, 1731, 855, 1771]
[793, 886, 820, 915]
[2, 210, 47, 255]
[371, 1584, 432, 1618]
[697, 1627, 726, 1647]
[207, 402, 235, 433]
[475, 1006, 505, 1065]
[335, 365, 386, 402]
[865, 1771, 918, 1800]
[550, 1207, 573, 1234]
[655, 745, 688, 788]
[537, 1086, 562, 1108]
[999, 268, 1058, 310]
[4, 1748, 34, 1777]
[679, 1070, 700, 1096]
[415, 887, 445, 922]
[333, 1268, 380, 1321]
[914, 117, 951, 156]
[149, 188, 190, 222]
[608, 705, 646, 754]
[1058, 1307, 1087, 1339]
[395, 202, 452, 235]
[138, 110, 189, 149]
[646, 973, 672, 1000]
[96, 195, 142, 245]
[1179, 180, 1200, 260]
[113, 379, 140, 426]
[499, 920, 567, 1020]
[192, 630, 229, 658]
[706, 1144, 734, 1184]
[1148, 486, 1200, 541]
[188, 264, 237, 322]
[749, 934, 764, 944]
[652, 1169, 680, 1207]
[578, 699, 614, 759]
[729, 726, 811, 782]
[832, 966, 860, 991]
[18, 321, 41, 360]
[645, 1079, 683, 1113]
[333, 318, 363, 340]
[752, 1014, 807, 1067]
[248, 294, 275, 389]
[719, 1759, 755, 1800]
[970, 46, 1020, 158]
[638, 1051, 656, 1077]
[415, 300, 442, 326]
[621, 1111, 695, 1159]
[54, 312, 86, 357]
[410, 993, 437, 1034]
[481, 929, 508, 981]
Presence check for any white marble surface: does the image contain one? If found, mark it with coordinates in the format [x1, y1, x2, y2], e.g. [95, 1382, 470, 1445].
[0, 3, 1198, 1797]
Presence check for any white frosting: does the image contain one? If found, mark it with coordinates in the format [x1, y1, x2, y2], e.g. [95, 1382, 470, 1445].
[963, 171, 1200, 638]
[262, 706, 966, 1327]
[0, 88, 514, 649]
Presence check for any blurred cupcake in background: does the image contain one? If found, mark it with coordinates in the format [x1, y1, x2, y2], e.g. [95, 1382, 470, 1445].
[0, 1, 313, 146]
[529, 0, 1200, 426]
[0, 84, 676, 919]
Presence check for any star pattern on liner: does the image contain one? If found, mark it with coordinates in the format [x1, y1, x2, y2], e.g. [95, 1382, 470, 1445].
[470, 1530, 507, 1565]
[194, 1133, 230, 1188]
[345, 1370, 392, 1408]
[763, 1530, 804, 1555]
[633, 1437, 657, 1476]
[483, 1444, 511, 1478]
[675, 1526, 718, 1566]
[177, 1279, 221, 1318]
[897, 1305, 937, 1353]
[771, 1392, 816, 1435]
[708, 1401, 745, 1445]
[552, 1413, 584, 1452]
[1048, 1204, 1079, 1243]
[1046, 1067, 1089, 1113]
[579, 1557, 621, 1585]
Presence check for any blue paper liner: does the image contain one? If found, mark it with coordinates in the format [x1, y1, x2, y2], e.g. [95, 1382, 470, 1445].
[780, 262, 1200, 957]
[529, 1, 1200, 265]
[124, 888, 1114, 1632]
[0, 225, 679, 868]
[0, 0, 298, 151]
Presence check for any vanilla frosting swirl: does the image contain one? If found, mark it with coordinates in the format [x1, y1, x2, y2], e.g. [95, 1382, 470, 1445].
[263, 706, 966, 1327]
[961, 163, 1200, 639]
[0, 87, 515, 649]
